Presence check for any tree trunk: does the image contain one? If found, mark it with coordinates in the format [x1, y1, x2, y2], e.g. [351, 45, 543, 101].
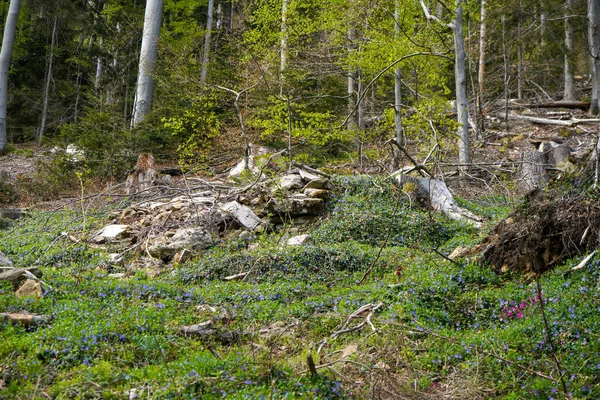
[131, 0, 163, 127]
[200, 0, 214, 84]
[347, 28, 356, 130]
[453, 0, 470, 166]
[478, 0, 487, 134]
[394, 1, 404, 156]
[563, 0, 576, 101]
[280, 0, 289, 74]
[216, 2, 222, 30]
[518, 150, 549, 192]
[38, 14, 58, 144]
[502, 15, 510, 135]
[589, 0, 600, 114]
[95, 37, 103, 92]
[0, 0, 21, 152]
[517, 0, 523, 101]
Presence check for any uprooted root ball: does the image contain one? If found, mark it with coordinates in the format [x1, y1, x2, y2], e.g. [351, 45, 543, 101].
[481, 189, 600, 274]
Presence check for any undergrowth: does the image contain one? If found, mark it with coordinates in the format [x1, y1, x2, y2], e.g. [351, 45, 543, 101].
[0, 177, 598, 399]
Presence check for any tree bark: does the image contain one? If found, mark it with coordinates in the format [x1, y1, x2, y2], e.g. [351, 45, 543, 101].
[280, 0, 289, 74]
[131, 0, 163, 127]
[518, 150, 549, 192]
[38, 14, 58, 144]
[452, 0, 470, 165]
[588, 0, 600, 114]
[419, 0, 470, 166]
[517, 0, 523, 101]
[347, 27, 356, 130]
[200, 0, 214, 84]
[564, 0, 575, 101]
[478, 0, 487, 134]
[95, 37, 103, 92]
[394, 1, 404, 156]
[0, 0, 22, 152]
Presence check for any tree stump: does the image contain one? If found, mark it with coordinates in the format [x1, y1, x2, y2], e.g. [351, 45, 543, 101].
[125, 153, 158, 195]
[518, 151, 549, 192]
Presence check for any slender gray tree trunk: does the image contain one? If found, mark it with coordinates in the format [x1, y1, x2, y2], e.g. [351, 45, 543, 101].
[95, 37, 103, 92]
[453, 0, 470, 165]
[394, 1, 403, 152]
[132, 0, 163, 127]
[478, 0, 487, 133]
[517, 0, 523, 101]
[200, 0, 214, 84]
[502, 15, 510, 135]
[0, 0, 21, 152]
[347, 27, 356, 130]
[357, 67, 365, 131]
[564, 0, 576, 101]
[38, 14, 58, 144]
[280, 0, 289, 74]
[589, 0, 600, 114]
[420, 0, 470, 166]
[216, 2, 222, 30]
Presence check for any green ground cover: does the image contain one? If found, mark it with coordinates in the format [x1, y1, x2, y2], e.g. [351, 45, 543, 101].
[1, 177, 599, 399]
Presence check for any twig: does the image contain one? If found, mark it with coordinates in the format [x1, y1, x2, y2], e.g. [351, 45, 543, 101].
[291, 161, 331, 178]
[317, 302, 383, 354]
[534, 274, 569, 395]
[390, 321, 558, 382]
[358, 193, 402, 285]
[564, 250, 597, 276]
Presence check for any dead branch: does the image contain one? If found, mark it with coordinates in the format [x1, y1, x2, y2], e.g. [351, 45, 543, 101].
[317, 302, 383, 354]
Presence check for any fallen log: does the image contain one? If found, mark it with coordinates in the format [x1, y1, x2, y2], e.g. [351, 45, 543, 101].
[513, 101, 591, 110]
[0, 313, 51, 326]
[508, 113, 600, 126]
[508, 114, 577, 127]
[0, 268, 42, 289]
[394, 175, 483, 227]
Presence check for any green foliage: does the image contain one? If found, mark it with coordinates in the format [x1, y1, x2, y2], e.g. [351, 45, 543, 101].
[313, 175, 473, 248]
[161, 92, 221, 171]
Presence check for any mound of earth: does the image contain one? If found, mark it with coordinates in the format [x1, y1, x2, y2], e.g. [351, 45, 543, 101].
[481, 189, 600, 274]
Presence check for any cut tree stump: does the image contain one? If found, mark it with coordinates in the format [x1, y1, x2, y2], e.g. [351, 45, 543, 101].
[518, 151, 549, 192]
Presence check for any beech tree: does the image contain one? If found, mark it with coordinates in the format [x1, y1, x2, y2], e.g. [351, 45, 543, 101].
[420, 0, 470, 165]
[589, 0, 600, 114]
[200, 0, 214, 84]
[0, 0, 22, 152]
[132, 0, 163, 127]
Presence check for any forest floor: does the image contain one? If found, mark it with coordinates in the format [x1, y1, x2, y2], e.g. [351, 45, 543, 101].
[1, 110, 600, 399]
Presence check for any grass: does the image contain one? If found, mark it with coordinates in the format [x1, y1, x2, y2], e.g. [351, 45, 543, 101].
[0, 177, 599, 399]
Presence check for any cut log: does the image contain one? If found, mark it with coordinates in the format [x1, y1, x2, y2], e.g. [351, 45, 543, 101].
[395, 175, 483, 227]
[509, 113, 600, 126]
[518, 151, 548, 192]
[513, 101, 591, 110]
[0, 267, 42, 289]
[508, 114, 576, 126]
[0, 313, 50, 326]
